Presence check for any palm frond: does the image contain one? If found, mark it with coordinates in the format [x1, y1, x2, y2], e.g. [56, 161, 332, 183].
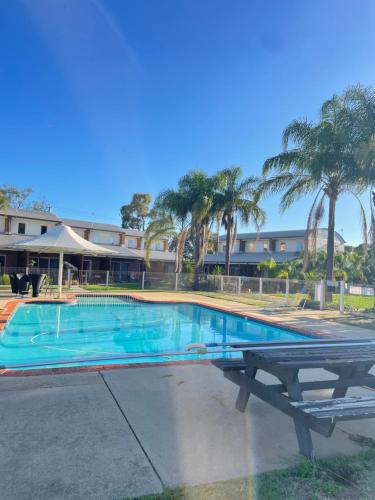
[282, 119, 313, 149]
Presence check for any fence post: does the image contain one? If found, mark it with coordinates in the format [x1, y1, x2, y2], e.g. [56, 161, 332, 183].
[175, 273, 179, 291]
[339, 280, 345, 313]
[286, 278, 290, 296]
[259, 277, 263, 295]
[237, 276, 241, 294]
[220, 275, 224, 292]
[320, 279, 326, 310]
[105, 270, 109, 287]
[142, 271, 145, 290]
[67, 269, 71, 289]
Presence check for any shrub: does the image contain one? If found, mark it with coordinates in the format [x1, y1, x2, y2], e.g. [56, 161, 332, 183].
[1, 274, 10, 286]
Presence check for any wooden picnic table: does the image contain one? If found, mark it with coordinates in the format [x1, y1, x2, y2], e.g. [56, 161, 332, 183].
[212, 339, 375, 458]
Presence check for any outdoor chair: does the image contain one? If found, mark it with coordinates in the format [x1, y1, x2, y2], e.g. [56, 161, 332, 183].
[262, 293, 307, 313]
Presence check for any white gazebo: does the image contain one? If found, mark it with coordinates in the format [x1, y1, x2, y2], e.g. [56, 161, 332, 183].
[12, 224, 117, 297]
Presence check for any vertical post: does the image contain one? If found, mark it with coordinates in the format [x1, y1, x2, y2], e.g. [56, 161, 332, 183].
[259, 277, 263, 295]
[67, 269, 71, 289]
[220, 275, 224, 292]
[57, 250, 64, 299]
[320, 279, 326, 310]
[339, 280, 345, 314]
[105, 270, 109, 287]
[237, 276, 241, 294]
[25, 266, 29, 276]
[175, 273, 179, 291]
[142, 271, 145, 290]
[286, 278, 290, 296]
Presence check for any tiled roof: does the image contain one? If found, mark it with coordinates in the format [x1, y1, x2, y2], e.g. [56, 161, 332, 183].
[0, 209, 162, 238]
[0, 208, 60, 222]
[219, 229, 345, 244]
[62, 218, 125, 234]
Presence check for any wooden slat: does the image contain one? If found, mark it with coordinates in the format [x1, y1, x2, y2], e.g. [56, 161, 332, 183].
[251, 345, 375, 367]
[292, 396, 375, 421]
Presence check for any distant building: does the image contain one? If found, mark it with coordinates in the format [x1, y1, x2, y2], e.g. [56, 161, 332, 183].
[0, 208, 175, 277]
[204, 229, 345, 276]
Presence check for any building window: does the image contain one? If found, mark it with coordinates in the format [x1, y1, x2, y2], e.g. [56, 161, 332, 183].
[127, 239, 136, 248]
[249, 243, 254, 252]
[296, 241, 303, 251]
[41, 225, 47, 234]
[280, 242, 286, 251]
[239, 240, 246, 252]
[0, 255, 5, 271]
[151, 241, 163, 251]
[263, 243, 268, 252]
[18, 223, 26, 234]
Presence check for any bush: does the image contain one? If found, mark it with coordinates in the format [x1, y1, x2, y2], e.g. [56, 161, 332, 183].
[1, 274, 10, 286]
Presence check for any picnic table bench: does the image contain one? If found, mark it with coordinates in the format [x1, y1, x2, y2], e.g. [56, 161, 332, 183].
[211, 339, 375, 458]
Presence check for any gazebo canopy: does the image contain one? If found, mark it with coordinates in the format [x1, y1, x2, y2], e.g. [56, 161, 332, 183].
[12, 224, 117, 297]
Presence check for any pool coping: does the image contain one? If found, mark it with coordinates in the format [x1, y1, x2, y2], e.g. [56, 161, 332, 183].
[0, 293, 335, 377]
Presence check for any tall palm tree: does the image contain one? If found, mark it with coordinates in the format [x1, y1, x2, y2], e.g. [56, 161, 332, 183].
[342, 85, 375, 266]
[215, 166, 265, 275]
[260, 88, 371, 280]
[145, 189, 191, 273]
[178, 171, 219, 286]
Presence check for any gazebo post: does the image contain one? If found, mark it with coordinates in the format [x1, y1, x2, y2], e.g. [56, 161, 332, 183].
[58, 250, 64, 298]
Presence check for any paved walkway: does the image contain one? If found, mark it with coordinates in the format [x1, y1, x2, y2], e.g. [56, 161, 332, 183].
[1, 291, 375, 498]
[1, 365, 374, 499]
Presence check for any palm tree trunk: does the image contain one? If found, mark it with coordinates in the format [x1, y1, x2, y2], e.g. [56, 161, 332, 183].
[326, 196, 337, 280]
[216, 214, 221, 252]
[193, 228, 201, 289]
[225, 221, 232, 276]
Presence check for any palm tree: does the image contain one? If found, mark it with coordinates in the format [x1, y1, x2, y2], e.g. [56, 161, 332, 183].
[215, 166, 265, 275]
[178, 171, 219, 286]
[260, 87, 372, 280]
[145, 189, 191, 273]
[342, 85, 375, 266]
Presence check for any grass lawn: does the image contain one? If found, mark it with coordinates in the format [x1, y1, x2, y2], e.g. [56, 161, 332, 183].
[129, 444, 375, 500]
[329, 293, 375, 311]
[191, 291, 272, 307]
[81, 283, 142, 291]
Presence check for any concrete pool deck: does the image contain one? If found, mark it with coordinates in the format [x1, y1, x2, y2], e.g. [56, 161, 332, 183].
[1, 291, 375, 498]
[0, 364, 374, 499]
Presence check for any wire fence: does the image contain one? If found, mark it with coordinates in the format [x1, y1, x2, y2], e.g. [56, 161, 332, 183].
[2, 266, 375, 314]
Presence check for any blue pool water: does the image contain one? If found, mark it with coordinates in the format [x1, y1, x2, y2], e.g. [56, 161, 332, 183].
[1, 298, 310, 369]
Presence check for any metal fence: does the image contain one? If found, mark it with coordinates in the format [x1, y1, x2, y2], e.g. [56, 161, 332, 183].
[2, 266, 375, 314]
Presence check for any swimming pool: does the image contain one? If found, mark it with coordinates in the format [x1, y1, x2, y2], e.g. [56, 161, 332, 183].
[1, 297, 311, 370]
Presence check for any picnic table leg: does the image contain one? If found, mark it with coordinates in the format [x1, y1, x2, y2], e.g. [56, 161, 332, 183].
[235, 358, 257, 412]
[326, 364, 373, 437]
[331, 367, 354, 399]
[286, 372, 315, 459]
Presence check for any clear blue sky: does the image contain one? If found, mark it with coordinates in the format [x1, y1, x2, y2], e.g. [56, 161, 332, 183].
[1, 0, 374, 244]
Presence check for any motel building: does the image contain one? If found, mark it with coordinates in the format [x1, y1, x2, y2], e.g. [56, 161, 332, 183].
[0, 208, 175, 279]
[204, 229, 345, 276]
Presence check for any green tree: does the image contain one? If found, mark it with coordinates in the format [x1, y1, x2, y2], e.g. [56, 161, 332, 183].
[215, 166, 265, 275]
[0, 186, 32, 208]
[28, 198, 53, 212]
[178, 171, 219, 287]
[257, 257, 277, 277]
[120, 193, 151, 230]
[260, 86, 373, 280]
[145, 189, 190, 272]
